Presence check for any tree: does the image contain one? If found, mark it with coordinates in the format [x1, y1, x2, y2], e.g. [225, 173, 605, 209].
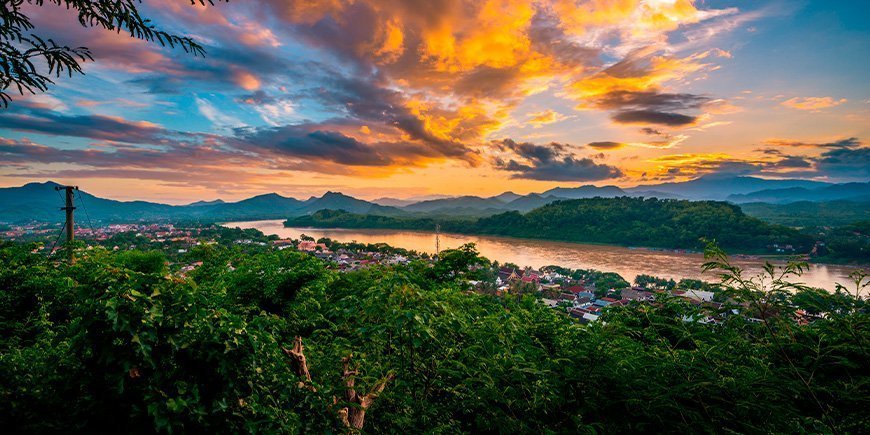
[1, 0, 225, 107]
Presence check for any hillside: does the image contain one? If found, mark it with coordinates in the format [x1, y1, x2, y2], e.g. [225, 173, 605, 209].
[740, 200, 870, 227]
[288, 197, 814, 252]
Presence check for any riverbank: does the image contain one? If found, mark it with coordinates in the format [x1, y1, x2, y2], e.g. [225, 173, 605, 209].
[223, 220, 865, 291]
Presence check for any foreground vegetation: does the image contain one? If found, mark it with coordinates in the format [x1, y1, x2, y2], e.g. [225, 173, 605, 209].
[0, 237, 867, 433]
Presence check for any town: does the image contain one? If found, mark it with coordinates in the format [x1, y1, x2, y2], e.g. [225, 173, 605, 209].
[2, 221, 832, 327]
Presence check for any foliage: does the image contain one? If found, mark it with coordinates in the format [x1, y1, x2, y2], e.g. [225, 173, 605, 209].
[0, 240, 867, 432]
[288, 197, 815, 253]
[1, 0, 225, 107]
[740, 200, 870, 227]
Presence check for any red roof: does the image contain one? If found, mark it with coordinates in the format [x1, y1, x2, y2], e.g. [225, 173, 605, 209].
[600, 297, 618, 302]
[566, 285, 586, 294]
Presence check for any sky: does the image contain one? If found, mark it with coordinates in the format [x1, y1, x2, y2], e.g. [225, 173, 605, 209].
[0, 0, 868, 204]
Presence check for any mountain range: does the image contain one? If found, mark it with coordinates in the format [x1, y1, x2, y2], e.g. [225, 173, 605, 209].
[0, 176, 867, 225]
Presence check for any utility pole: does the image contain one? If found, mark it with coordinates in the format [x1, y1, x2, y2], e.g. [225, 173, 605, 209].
[435, 223, 441, 257]
[55, 185, 78, 262]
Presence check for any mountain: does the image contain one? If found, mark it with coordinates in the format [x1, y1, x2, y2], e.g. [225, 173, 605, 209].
[371, 197, 416, 207]
[491, 191, 522, 203]
[504, 194, 565, 212]
[0, 182, 401, 224]
[625, 175, 831, 200]
[187, 199, 225, 207]
[299, 192, 404, 216]
[727, 182, 870, 204]
[541, 185, 626, 199]
[2, 177, 868, 225]
[199, 193, 305, 220]
[0, 181, 187, 223]
[402, 196, 507, 213]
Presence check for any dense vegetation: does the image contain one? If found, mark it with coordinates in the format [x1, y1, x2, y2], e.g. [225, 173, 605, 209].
[1, 239, 867, 433]
[288, 197, 814, 253]
[740, 200, 869, 227]
[807, 221, 870, 263]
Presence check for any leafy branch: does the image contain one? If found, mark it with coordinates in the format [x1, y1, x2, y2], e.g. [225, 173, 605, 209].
[0, 0, 226, 107]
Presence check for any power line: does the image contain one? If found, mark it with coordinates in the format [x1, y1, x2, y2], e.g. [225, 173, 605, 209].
[76, 191, 97, 234]
[47, 217, 68, 258]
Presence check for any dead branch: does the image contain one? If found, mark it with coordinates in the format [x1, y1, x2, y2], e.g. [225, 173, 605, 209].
[337, 353, 395, 430]
[282, 336, 316, 391]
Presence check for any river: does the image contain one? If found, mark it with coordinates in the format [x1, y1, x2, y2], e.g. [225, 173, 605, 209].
[223, 220, 865, 292]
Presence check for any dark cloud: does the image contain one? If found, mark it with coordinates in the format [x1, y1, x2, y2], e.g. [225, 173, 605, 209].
[765, 137, 862, 149]
[815, 146, 870, 178]
[237, 90, 278, 105]
[587, 141, 626, 150]
[594, 91, 709, 111]
[493, 139, 623, 181]
[0, 108, 170, 144]
[640, 127, 664, 136]
[611, 110, 698, 126]
[773, 155, 813, 168]
[232, 124, 393, 166]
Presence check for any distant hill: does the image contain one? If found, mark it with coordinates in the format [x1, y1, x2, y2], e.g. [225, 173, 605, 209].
[491, 191, 522, 203]
[299, 192, 404, 216]
[186, 199, 225, 207]
[371, 197, 416, 207]
[541, 185, 626, 199]
[0, 182, 401, 224]
[727, 182, 870, 203]
[626, 175, 830, 200]
[2, 177, 867, 225]
[504, 194, 565, 212]
[402, 196, 507, 213]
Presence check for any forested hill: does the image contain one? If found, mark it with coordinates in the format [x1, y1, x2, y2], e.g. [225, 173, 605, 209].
[287, 197, 813, 252]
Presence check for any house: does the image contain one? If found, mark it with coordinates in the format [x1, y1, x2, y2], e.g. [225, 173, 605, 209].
[574, 296, 592, 305]
[621, 289, 655, 302]
[682, 289, 716, 302]
[574, 291, 595, 300]
[581, 313, 600, 323]
[558, 293, 576, 302]
[566, 285, 586, 294]
[497, 267, 520, 284]
[594, 297, 617, 307]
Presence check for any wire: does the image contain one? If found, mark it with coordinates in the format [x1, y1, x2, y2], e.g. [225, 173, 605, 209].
[76, 190, 97, 235]
[47, 217, 67, 257]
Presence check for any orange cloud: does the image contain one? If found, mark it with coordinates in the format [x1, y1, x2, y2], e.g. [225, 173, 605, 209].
[233, 70, 261, 91]
[781, 96, 847, 111]
[527, 109, 568, 128]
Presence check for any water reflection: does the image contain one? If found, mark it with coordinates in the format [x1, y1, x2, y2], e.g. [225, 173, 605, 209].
[224, 220, 865, 292]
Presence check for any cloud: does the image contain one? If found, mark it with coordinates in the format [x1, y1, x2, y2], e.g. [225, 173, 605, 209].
[526, 109, 568, 128]
[781, 96, 847, 111]
[763, 137, 861, 149]
[492, 139, 623, 181]
[0, 108, 169, 144]
[587, 141, 627, 150]
[815, 146, 870, 178]
[232, 124, 394, 167]
[612, 110, 697, 126]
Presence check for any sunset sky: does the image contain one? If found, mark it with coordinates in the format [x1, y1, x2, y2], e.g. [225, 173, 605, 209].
[1, 0, 868, 203]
